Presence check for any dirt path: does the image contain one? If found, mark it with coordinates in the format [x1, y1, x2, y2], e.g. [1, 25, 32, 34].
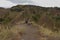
[14, 23, 40, 40]
[14, 23, 60, 40]
[22, 24, 39, 40]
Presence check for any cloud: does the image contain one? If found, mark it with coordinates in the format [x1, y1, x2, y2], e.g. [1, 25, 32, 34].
[0, 0, 16, 8]
[33, 0, 60, 7]
[0, 0, 60, 8]
[7, 0, 33, 4]
[7, 0, 60, 7]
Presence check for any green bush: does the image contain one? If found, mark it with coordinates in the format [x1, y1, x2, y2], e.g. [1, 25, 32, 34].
[52, 16, 60, 22]
[10, 6, 23, 12]
[3, 17, 12, 24]
[0, 18, 4, 22]
[0, 17, 12, 24]
[32, 14, 40, 22]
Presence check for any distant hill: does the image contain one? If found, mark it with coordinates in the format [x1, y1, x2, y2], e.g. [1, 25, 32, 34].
[0, 5, 60, 31]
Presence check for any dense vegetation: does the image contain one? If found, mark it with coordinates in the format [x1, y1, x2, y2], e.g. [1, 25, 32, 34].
[0, 5, 60, 31]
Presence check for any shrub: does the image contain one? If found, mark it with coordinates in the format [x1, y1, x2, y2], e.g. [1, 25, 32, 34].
[32, 14, 40, 22]
[10, 6, 23, 12]
[3, 17, 12, 24]
[0, 18, 4, 23]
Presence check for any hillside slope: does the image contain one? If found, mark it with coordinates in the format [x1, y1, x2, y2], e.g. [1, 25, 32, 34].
[0, 5, 60, 31]
[0, 5, 60, 40]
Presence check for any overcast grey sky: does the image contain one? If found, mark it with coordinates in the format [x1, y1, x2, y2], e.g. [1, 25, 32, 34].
[0, 0, 60, 8]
